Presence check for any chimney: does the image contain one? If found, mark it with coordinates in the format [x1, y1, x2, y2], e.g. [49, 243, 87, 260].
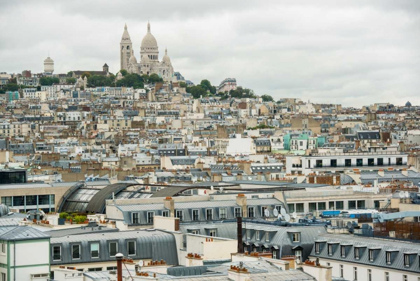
[237, 217, 244, 254]
[402, 168, 408, 177]
[398, 141, 405, 152]
[236, 194, 247, 217]
[164, 197, 175, 217]
[236, 173, 243, 181]
[355, 140, 360, 150]
[378, 169, 384, 177]
[116, 253, 123, 281]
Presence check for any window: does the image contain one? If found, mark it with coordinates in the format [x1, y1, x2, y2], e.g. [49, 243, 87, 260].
[191, 230, 200, 234]
[206, 209, 213, 220]
[296, 203, 304, 212]
[90, 243, 99, 258]
[234, 207, 242, 218]
[109, 242, 118, 257]
[265, 232, 270, 242]
[404, 254, 410, 267]
[354, 248, 360, 259]
[248, 207, 255, 218]
[175, 210, 183, 221]
[340, 265, 344, 278]
[256, 231, 260, 240]
[328, 244, 333, 255]
[1, 243, 5, 254]
[1, 273, 5, 281]
[127, 241, 136, 256]
[367, 269, 372, 281]
[192, 209, 199, 221]
[403, 275, 407, 281]
[349, 201, 356, 209]
[369, 249, 374, 261]
[219, 208, 227, 219]
[341, 246, 346, 257]
[385, 272, 389, 281]
[72, 245, 81, 260]
[272, 250, 277, 259]
[132, 213, 139, 224]
[315, 242, 320, 254]
[336, 201, 344, 210]
[386, 252, 391, 264]
[162, 210, 169, 217]
[247, 230, 251, 240]
[292, 233, 300, 242]
[309, 203, 317, 212]
[209, 229, 217, 237]
[147, 212, 154, 224]
[287, 204, 295, 213]
[53, 246, 61, 261]
[353, 267, 357, 281]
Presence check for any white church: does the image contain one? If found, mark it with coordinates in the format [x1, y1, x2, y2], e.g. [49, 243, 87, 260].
[120, 22, 174, 82]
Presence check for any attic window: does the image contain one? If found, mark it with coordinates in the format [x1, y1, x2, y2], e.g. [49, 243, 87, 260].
[292, 233, 300, 242]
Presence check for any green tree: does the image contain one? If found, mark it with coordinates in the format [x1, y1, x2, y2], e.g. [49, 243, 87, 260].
[186, 85, 207, 99]
[179, 82, 187, 88]
[73, 215, 87, 224]
[39, 77, 59, 86]
[119, 69, 128, 77]
[87, 75, 115, 87]
[261, 94, 274, 102]
[67, 71, 74, 77]
[4, 83, 19, 92]
[81, 72, 91, 79]
[200, 79, 216, 94]
[66, 77, 76, 84]
[116, 73, 144, 89]
[149, 73, 163, 84]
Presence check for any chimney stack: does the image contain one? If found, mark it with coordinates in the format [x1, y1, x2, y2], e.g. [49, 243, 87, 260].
[116, 253, 123, 281]
[237, 217, 244, 254]
[164, 197, 175, 217]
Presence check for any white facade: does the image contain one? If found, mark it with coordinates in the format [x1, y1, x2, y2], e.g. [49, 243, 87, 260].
[226, 134, 256, 155]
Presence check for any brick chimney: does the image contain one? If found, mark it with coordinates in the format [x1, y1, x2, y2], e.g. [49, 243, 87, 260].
[355, 140, 360, 150]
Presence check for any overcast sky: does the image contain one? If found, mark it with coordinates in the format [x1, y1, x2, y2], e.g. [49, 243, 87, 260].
[1, 0, 419, 107]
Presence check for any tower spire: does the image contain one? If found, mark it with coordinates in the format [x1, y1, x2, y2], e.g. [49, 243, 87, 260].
[124, 23, 127, 30]
[147, 21, 150, 33]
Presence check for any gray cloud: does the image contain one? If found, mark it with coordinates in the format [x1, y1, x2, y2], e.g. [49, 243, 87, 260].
[0, 0, 419, 107]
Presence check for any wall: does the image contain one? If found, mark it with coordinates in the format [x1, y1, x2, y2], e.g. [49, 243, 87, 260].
[317, 257, 420, 281]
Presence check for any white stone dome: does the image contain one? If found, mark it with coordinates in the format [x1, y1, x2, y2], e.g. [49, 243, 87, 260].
[162, 48, 171, 64]
[44, 56, 54, 73]
[44, 56, 54, 63]
[129, 52, 137, 64]
[141, 22, 158, 49]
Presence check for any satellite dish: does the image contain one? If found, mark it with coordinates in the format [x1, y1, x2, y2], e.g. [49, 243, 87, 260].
[284, 214, 291, 222]
[220, 187, 224, 193]
[264, 209, 270, 217]
[210, 186, 214, 190]
[280, 208, 287, 216]
[277, 214, 283, 220]
[292, 212, 297, 219]
[405, 191, 409, 198]
[138, 260, 144, 267]
[399, 191, 405, 198]
[273, 209, 279, 217]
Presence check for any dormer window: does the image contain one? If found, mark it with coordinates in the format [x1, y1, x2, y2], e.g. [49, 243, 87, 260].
[315, 242, 320, 254]
[386, 252, 391, 264]
[354, 248, 360, 259]
[341, 246, 346, 258]
[328, 244, 333, 256]
[369, 249, 374, 261]
[404, 254, 410, 267]
[256, 231, 260, 240]
[265, 232, 270, 242]
[292, 233, 300, 242]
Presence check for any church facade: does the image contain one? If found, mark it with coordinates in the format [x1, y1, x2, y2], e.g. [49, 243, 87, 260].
[120, 23, 174, 82]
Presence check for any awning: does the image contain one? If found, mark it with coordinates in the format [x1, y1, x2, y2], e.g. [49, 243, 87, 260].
[245, 242, 250, 246]
[263, 244, 269, 248]
[254, 243, 260, 247]
[273, 245, 279, 250]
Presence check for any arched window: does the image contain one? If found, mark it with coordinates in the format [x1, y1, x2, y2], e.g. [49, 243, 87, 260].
[127, 46, 130, 50]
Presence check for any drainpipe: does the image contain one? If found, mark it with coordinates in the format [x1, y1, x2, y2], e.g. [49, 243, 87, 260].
[116, 253, 123, 281]
[14, 241, 16, 281]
